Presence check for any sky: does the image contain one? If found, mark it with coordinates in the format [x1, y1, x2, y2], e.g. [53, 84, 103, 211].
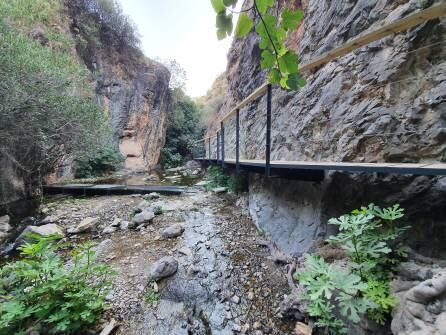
[117, 0, 238, 97]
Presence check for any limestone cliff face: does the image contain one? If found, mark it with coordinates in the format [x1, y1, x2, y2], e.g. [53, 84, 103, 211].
[67, 2, 172, 173]
[209, 0, 446, 257]
[93, 56, 171, 171]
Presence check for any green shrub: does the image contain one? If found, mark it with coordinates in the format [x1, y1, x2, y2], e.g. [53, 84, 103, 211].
[74, 146, 123, 178]
[0, 0, 60, 26]
[160, 88, 205, 168]
[0, 235, 114, 334]
[145, 282, 160, 305]
[295, 204, 409, 334]
[160, 148, 184, 169]
[0, 18, 107, 197]
[206, 166, 243, 193]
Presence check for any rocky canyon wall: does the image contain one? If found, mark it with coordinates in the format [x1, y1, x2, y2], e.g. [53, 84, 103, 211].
[68, 3, 172, 173]
[209, 0, 446, 257]
[93, 56, 171, 172]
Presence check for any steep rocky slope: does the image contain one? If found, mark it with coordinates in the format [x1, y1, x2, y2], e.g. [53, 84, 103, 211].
[208, 0, 446, 257]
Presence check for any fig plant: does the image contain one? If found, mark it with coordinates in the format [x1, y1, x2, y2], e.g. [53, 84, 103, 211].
[211, 0, 306, 90]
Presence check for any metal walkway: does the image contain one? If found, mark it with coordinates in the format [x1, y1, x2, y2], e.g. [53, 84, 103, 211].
[193, 4, 446, 181]
[195, 158, 446, 182]
[43, 184, 185, 196]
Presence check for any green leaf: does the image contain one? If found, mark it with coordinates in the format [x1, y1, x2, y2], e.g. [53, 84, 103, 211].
[278, 51, 298, 73]
[268, 68, 281, 84]
[216, 12, 233, 39]
[256, 0, 274, 15]
[210, 0, 225, 13]
[223, 0, 237, 6]
[235, 13, 253, 38]
[286, 73, 306, 90]
[281, 9, 304, 31]
[261, 49, 276, 69]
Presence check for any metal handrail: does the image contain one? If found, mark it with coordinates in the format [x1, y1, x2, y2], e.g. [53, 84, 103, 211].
[195, 3, 446, 177]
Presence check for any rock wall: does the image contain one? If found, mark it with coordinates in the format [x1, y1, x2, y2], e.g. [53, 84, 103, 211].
[209, 0, 446, 257]
[94, 56, 171, 172]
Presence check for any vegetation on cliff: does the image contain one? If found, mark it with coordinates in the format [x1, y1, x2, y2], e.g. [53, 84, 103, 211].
[0, 0, 145, 201]
[161, 89, 205, 168]
[0, 1, 107, 197]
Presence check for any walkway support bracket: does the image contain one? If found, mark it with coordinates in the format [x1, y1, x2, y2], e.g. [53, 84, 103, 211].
[265, 84, 272, 177]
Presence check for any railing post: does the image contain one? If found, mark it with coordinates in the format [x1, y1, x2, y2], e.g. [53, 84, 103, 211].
[208, 138, 211, 163]
[221, 121, 225, 168]
[217, 131, 220, 163]
[265, 84, 272, 177]
[236, 109, 240, 174]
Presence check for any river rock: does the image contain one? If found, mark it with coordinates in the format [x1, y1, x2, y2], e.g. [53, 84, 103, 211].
[69, 217, 100, 234]
[391, 269, 446, 335]
[40, 215, 58, 224]
[110, 218, 121, 227]
[149, 256, 178, 281]
[0, 215, 12, 244]
[279, 290, 309, 321]
[120, 220, 131, 230]
[16, 224, 64, 245]
[94, 239, 113, 257]
[135, 200, 151, 212]
[161, 224, 185, 239]
[212, 187, 227, 194]
[143, 192, 161, 200]
[133, 210, 155, 226]
[102, 225, 118, 234]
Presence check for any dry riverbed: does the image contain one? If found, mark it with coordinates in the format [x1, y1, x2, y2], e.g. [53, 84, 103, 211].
[38, 188, 295, 335]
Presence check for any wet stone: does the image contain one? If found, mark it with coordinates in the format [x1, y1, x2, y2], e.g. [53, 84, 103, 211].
[149, 256, 179, 281]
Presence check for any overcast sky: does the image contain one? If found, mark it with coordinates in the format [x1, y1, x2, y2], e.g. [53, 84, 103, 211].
[117, 0, 237, 97]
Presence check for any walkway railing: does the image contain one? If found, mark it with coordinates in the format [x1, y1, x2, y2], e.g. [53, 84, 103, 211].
[193, 3, 446, 178]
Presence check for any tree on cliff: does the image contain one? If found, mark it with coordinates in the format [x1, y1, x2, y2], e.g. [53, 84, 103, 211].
[210, 0, 306, 90]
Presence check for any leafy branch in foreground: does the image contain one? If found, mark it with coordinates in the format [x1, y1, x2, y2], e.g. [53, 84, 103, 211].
[295, 204, 409, 334]
[211, 0, 306, 90]
[0, 234, 114, 334]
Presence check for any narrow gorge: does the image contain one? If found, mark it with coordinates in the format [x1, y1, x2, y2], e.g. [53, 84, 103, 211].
[1, 1, 445, 335]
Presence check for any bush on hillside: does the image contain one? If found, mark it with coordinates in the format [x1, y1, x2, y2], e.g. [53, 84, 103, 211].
[0, 19, 107, 194]
[65, 0, 140, 52]
[74, 146, 124, 178]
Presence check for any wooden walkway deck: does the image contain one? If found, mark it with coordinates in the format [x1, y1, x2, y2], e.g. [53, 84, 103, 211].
[196, 158, 446, 181]
[43, 184, 186, 196]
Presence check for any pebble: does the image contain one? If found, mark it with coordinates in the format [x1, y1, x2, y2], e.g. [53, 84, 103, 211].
[231, 295, 241, 304]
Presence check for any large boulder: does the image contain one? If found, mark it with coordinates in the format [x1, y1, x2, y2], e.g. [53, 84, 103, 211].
[0, 215, 12, 244]
[391, 262, 446, 335]
[161, 224, 185, 239]
[149, 256, 178, 281]
[68, 217, 100, 234]
[16, 224, 64, 245]
[133, 210, 155, 226]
